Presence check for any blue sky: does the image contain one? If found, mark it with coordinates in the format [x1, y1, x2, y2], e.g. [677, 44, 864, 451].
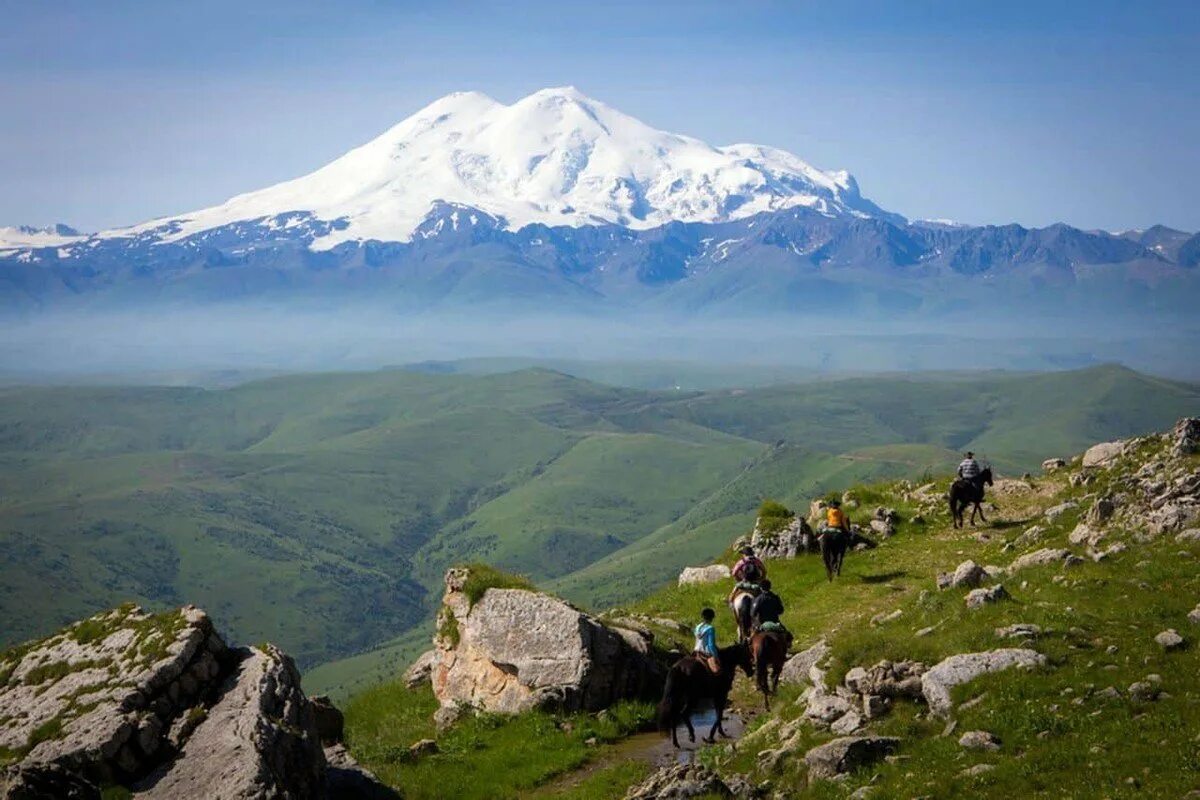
[2, 0, 1197, 232]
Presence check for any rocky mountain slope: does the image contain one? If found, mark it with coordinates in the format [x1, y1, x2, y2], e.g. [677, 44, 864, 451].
[333, 417, 1200, 799]
[0, 604, 394, 799]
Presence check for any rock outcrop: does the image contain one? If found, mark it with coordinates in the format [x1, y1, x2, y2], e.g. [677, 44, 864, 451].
[749, 516, 816, 558]
[623, 763, 756, 799]
[0, 605, 391, 800]
[921, 648, 1047, 716]
[1082, 441, 1125, 468]
[432, 568, 663, 716]
[678, 564, 732, 585]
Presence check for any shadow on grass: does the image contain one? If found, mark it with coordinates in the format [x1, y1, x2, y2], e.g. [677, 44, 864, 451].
[860, 571, 907, 584]
[989, 518, 1035, 530]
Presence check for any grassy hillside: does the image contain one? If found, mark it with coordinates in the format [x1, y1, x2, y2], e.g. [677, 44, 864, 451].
[339, 423, 1200, 799]
[0, 363, 1196, 691]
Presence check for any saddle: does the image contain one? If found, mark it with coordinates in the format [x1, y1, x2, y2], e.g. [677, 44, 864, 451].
[733, 581, 761, 596]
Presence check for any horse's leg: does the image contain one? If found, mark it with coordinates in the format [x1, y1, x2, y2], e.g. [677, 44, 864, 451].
[682, 705, 695, 743]
[715, 695, 730, 739]
[976, 501, 987, 523]
[670, 709, 680, 748]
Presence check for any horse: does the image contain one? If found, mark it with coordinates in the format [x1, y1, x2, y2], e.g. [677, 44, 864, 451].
[949, 467, 994, 528]
[657, 642, 753, 748]
[749, 630, 790, 710]
[818, 528, 848, 581]
[730, 589, 758, 642]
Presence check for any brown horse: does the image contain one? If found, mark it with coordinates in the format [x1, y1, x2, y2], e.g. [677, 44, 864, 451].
[949, 467, 994, 528]
[749, 630, 789, 709]
[657, 642, 753, 748]
[730, 588, 758, 642]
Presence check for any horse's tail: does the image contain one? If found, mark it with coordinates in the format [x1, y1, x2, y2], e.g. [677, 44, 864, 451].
[657, 667, 680, 732]
[732, 594, 753, 641]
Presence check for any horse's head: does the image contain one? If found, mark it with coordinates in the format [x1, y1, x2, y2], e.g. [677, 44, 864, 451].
[982, 466, 994, 485]
[732, 642, 754, 677]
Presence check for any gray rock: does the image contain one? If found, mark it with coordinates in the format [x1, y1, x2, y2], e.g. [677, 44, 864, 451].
[133, 646, 325, 800]
[1010, 548, 1072, 572]
[958, 730, 1001, 751]
[752, 515, 817, 558]
[1042, 458, 1067, 472]
[965, 584, 1009, 609]
[960, 764, 996, 777]
[403, 649, 439, 689]
[1043, 501, 1078, 521]
[622, 763, 742, 799]
[1082, 441, 1125, 468]
[995, 623, 1041, 640]
[804, 736, 900, 781]
[830, 709, 864, 735]
[677, 564, 732, 585]
[432, 567, 662, 715]
[1, 762, 99, 800]
[323, 743, 401, 800]
[1128, 681, 1160, 701]
[1086, 496, 1117, 526]
[1177, 528, 1200, 543]
[1155, 629, 1185, 651]
[862, 694, 890, 719]
[1171, 418, 1200, 457]
[921, 649, 1047, 716]
[779, 639, 829, 686]
[937, 560, 986, 591]
[433, 702, 470, 732]
[1189, 604, 1200, 626]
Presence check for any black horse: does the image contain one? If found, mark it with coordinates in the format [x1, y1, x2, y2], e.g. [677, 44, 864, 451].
[949, 467, 994, 528]
[818, 528, 848, 581]
[657, 642, 753, 747]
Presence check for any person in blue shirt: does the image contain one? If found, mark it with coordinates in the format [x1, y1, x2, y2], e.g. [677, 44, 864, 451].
[693, 607, 720, 674]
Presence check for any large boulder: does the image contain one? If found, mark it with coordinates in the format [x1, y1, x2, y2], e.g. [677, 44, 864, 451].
[0, 605, 368, 800]
[623, 763, 752, 800]
[1082, 441, 1125, 468]
[432, 568, 663, 715]
[804, 736, 900, 781]
[780, 639, 829, 686]
[937, 560, 986, 590]
[678, 564, 731, 585]
[0, 605, 227, 785]
[921, 649, 1046, 716]
[132, 646, 325, 799]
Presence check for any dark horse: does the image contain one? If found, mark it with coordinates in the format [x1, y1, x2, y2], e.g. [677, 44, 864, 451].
[749, 630, 789, 710]
[949, 467, 994, 528]
[819, 528, 848, 581]
[657, 642, 753, 747]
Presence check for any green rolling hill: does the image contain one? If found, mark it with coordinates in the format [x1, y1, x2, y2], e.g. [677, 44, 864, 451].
[0, 363, 1196, 695]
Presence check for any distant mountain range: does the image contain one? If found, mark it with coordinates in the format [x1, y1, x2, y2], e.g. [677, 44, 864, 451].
[1, 87, 1196, 316]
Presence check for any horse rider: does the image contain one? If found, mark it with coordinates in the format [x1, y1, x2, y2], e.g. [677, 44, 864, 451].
[751, 579, 794, 647]
[823, 499, 851, 536]
[693, 607, 721, 674]
[957, 451, 985, 496]
[727, 545, 766, 604]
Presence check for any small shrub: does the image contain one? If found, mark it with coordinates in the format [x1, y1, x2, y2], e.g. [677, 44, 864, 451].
[756, 499, 794, 535]
[438, 611, 460, 648]
[26, 715, 64, 748]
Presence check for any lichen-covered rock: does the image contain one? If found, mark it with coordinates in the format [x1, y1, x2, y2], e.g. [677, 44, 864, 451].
[678, 564, 731, 585]
[0, 605, 225, 783]
[804, 736, 900, 781]
[432, 568, 663, 716]
[132, 646, 325, 799]
[921, 649, 1046, 716]
[958, 730, 1001, 751]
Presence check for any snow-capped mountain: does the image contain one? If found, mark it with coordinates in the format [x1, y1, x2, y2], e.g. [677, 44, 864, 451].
[0, 87, 1196, 318]
[99, 86, 898, 250]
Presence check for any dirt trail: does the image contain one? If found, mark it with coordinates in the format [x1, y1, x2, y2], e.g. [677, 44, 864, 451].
[529, 707, 746, 796]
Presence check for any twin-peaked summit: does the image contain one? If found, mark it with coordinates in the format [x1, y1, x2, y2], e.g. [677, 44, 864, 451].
[114, 86, 897, 250]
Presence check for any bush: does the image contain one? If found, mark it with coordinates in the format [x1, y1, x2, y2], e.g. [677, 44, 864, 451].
[757, 499, 794, 535]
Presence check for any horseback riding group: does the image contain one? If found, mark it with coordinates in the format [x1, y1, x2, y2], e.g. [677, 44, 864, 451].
[659, 451, 993, 747]
[658, 496, 867, 745]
